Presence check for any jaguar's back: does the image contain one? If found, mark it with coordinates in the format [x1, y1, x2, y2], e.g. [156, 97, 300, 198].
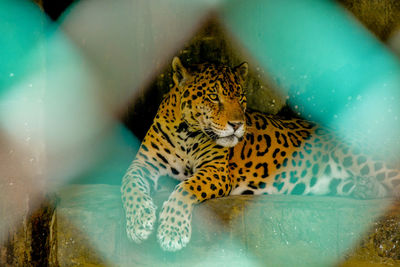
[229, 111, 397, 198]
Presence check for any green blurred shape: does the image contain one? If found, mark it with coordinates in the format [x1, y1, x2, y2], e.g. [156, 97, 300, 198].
[220, 0, 400, 149]
[70, 124, 140, 185]
[0, 0, 49, 94]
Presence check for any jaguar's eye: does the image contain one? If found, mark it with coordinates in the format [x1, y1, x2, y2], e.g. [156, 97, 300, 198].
[208, 94, 219, 102]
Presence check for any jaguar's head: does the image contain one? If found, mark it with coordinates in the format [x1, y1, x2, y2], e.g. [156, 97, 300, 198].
[172, 57, 248, 147]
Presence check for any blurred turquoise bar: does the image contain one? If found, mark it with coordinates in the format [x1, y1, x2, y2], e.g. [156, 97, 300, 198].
[221, 0, 400, 151]
[0, 0, 48, 95]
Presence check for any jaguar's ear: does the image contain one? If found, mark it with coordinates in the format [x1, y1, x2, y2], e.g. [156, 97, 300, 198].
[234, 62, 248, 83]
[172, 57, 190, 86]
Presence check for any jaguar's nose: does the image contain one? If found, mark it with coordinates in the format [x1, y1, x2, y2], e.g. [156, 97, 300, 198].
[228, 121, 244, 131]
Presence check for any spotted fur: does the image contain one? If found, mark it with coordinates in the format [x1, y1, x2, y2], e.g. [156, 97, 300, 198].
[121, 57, 400, 251]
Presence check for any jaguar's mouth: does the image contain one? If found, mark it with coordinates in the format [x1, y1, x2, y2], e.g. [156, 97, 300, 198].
[215, 135, 240, 147]
[204, 128, 244, 147]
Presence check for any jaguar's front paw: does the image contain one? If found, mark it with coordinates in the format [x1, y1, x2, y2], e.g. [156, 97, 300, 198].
[124, 193, 157, 243]
[157, 219, 191, 252]
[157, 201, 192, 251]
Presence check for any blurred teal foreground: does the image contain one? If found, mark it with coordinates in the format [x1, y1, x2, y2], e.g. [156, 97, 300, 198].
[221, 0, 400, 155]
[0, 0, 46, 96]
[1, 0, 399, 266]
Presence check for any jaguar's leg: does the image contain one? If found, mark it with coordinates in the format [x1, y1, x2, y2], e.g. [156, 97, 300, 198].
[121, 161, 157, 243]
[335, 166, 400, 199]
[350, 176, 389, 199]
[157, 166, 230, 251]
[327, 147, 398, 199]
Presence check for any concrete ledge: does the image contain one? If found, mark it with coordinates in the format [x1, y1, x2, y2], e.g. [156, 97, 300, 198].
[55, 184, 399, 266]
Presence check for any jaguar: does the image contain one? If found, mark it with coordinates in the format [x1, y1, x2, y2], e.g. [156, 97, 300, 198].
[121, 57, 400, 251]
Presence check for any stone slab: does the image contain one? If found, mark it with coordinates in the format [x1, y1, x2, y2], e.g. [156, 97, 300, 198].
[54, 184, 400, 266]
